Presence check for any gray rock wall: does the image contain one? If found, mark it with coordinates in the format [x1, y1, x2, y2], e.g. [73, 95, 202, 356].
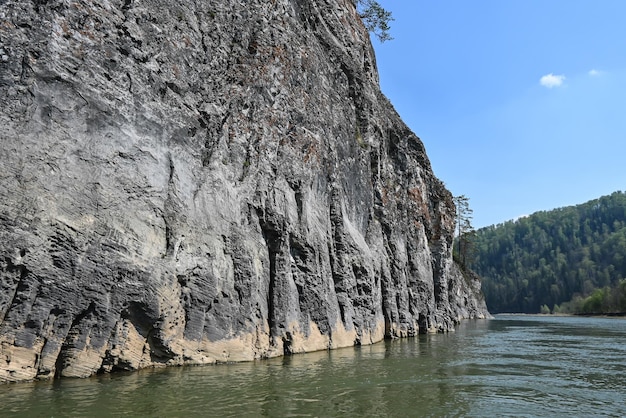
[0, 0, 488, 383]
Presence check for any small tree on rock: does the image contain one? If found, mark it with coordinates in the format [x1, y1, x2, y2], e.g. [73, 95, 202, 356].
[356, 0, 394, 42]
[453, 195, 476, 268]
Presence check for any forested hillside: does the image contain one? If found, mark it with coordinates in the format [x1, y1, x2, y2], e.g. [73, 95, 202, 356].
[471, 191, 626, 313]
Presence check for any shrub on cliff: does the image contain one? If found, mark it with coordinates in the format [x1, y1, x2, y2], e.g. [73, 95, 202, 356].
[356, 0, 394, 42]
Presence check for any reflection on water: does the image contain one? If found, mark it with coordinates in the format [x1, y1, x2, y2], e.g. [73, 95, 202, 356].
[1, 316, 625, 417]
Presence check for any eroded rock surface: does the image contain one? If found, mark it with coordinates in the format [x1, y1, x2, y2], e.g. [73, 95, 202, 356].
[0, 0, 488, 383]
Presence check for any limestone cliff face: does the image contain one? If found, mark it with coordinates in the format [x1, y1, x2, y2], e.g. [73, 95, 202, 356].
[0, 0, 488, 383]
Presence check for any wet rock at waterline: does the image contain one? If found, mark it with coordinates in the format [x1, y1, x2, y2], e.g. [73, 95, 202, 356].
[0, 0, 488, 383]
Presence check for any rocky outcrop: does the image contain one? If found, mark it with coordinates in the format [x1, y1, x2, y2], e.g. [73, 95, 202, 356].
[0, 0, 488, 383]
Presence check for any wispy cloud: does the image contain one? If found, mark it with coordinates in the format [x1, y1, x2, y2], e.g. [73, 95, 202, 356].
[540, 73, 566, 88]
[588, 69, 604, 77]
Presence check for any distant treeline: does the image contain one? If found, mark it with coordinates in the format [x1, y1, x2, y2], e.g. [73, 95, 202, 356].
[471, 191, 626, 314]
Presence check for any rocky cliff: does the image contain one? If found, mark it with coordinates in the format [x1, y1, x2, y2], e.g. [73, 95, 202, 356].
[0, 0, 488, 383]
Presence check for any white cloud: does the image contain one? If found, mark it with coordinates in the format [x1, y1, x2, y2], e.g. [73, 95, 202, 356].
[540, 73, 566, 88]
[588, 69, 604, 76]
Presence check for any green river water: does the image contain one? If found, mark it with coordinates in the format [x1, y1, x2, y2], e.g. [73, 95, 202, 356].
[1, 315, 625, 417]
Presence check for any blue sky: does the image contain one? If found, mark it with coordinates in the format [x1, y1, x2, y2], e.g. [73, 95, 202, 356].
[371, 1, 626, 228]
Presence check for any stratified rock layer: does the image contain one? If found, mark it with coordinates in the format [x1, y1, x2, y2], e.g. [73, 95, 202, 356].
[0, 0, 488, 383]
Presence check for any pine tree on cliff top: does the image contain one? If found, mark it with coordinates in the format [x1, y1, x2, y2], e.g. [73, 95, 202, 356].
[356, 0, 394, 42]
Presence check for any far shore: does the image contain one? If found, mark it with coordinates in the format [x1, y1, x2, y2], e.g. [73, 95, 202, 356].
[493, 312, 626, 318]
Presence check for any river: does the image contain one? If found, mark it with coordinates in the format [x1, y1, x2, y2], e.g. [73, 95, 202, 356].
[1, 315, 625, 417]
